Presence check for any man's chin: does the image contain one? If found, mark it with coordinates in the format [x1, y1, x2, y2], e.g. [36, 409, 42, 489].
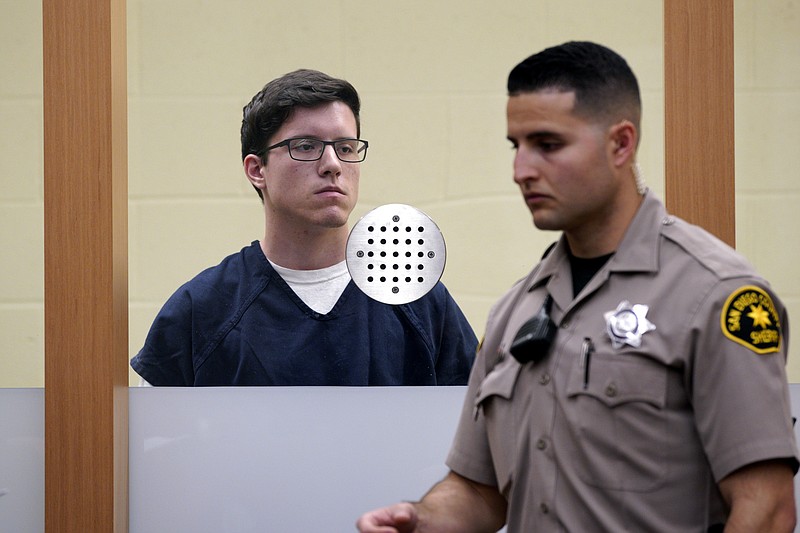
[531, 215, 559, 232]
[317, 211, 351, 229]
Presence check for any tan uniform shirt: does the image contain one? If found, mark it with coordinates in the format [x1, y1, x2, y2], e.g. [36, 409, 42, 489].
[447, 192, 798, 531]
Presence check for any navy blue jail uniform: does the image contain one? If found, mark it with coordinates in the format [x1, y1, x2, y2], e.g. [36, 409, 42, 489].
[131, 241, 477, 386]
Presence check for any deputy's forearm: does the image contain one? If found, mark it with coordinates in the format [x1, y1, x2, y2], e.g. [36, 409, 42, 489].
[720, 460, 796, 533]
[412, 471, 506, 533]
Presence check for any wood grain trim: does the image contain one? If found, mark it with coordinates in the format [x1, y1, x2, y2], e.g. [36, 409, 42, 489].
[43, 0, 129, 531]
[664, 0, 736, 246]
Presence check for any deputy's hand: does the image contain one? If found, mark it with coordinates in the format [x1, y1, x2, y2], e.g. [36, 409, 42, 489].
[356, 502, 418, 532]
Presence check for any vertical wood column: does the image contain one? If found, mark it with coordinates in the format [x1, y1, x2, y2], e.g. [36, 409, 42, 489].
[43, 0, 129, 531]
[664, 0, 735, 246]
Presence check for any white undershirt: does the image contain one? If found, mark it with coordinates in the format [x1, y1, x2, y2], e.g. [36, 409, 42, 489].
[268, 258, 351, 315]
[138, 258, 351, 387]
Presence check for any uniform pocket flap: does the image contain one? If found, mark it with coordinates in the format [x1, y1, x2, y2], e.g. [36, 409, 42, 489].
[476, 355, 522, 406]
[566, 355, 666, 409]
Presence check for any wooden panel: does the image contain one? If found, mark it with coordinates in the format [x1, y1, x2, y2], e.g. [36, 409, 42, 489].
[43, 0, 129, 531]
[664, 0, 735, 246]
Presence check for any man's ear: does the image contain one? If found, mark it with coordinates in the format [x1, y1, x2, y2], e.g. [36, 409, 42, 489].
[608, 120, 638, 168]
[243, 154, 266, 190]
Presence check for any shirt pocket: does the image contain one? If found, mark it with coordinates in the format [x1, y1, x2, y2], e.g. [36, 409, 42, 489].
[475, 355, 522, 497]
[564, 350, 669, 492]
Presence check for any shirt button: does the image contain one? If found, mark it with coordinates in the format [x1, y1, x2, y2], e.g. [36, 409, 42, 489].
[539, 373, 551, 385]
[536, 438, 547, 450]
[605, 383, 618, 397]
[540, 502, 549, 514]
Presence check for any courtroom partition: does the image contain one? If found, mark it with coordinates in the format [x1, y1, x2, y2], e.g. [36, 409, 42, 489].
[6, 385, 800, 531]
[128, 386, 464, 532]
[0, 389, 44, 532]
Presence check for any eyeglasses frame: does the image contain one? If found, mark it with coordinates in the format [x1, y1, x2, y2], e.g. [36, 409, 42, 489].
[261, 137, 369, 163]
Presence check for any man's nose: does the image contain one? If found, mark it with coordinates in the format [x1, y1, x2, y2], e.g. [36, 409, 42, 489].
[318, 144, 343, 175]
[513, 151, 540, 184]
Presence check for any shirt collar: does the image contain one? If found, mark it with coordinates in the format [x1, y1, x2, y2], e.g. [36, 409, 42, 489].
[528, 190, 667, 292]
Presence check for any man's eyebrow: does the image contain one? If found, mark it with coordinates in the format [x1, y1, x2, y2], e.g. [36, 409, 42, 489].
[287, 135, 357, 141]
[507, 131, 563, 143]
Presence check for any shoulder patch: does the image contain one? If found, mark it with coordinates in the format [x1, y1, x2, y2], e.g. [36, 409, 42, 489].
[720, 285, 781, 354]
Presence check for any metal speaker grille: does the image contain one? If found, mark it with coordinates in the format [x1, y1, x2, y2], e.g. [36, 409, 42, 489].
[346, 204, 446, 305]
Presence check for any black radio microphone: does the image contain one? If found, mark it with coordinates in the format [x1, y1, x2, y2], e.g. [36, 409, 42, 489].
[509, 295, 556, 365]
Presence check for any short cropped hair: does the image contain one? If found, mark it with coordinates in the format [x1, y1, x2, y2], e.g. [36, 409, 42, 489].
[508, 41, 641, 129]
[240, 69, 361, 200]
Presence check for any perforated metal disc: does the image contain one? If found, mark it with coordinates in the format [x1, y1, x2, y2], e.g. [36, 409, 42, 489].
[346, 204, 446, 305]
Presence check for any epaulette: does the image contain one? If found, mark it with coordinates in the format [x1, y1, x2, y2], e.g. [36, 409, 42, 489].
[660, 217, 755, 280]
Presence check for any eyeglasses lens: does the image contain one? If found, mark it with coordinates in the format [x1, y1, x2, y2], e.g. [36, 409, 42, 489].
[287, 139, 366, 162]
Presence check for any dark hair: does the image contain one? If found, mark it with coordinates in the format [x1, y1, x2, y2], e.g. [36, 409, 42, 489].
[508, 41, 641, 128]
[240, 69, 361, 199]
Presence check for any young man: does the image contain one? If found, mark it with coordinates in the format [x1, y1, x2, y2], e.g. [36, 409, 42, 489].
[131, 69, 476, 386]
[357, 42, 798, 532]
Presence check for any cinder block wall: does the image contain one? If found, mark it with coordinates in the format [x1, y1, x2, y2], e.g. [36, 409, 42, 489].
[0, 1, 44, 387]
[1, 0, 797, 386]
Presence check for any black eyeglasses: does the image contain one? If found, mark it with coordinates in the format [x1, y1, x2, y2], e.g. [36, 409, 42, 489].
[263, 137, 369, 163]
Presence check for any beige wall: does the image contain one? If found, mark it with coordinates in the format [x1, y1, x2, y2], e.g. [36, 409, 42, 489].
[734, 0, 800, 380]
[1, 0, 798, 387]
[0, 0, 44, 387]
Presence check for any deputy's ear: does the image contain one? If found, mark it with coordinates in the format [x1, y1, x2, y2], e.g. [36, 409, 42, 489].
[243, 154, 266, 190]
[608, 120, 637, 168]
